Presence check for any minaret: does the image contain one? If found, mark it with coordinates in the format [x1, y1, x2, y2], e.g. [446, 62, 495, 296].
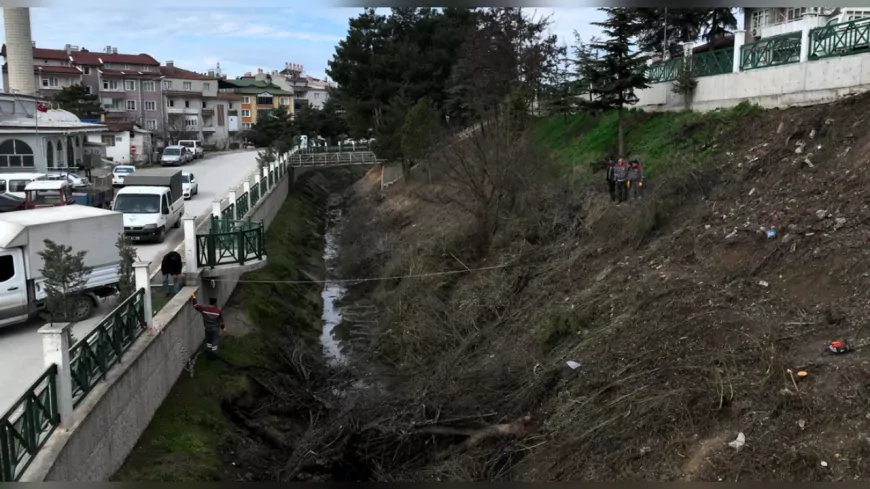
[3, 7, 36, 95]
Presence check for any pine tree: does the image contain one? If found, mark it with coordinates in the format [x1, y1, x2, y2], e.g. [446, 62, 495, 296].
[585, 8, 651, 156]
[116, 233, 138, 300]
[38, 239, 93, 323]
[53, 83, 104, 119]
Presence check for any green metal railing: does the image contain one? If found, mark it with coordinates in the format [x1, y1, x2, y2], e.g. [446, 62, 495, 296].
[740, 32, 802, 70]
[646, 57, 682, 83]
[809, 17, 870, 60]
[0, 365, 59, 481]
[235, 192, 249, 218]
[221, 202, 235, 221]
[250, 182, 260, 207]
[196, 218, 265, 269]
[690, 48, 734, 77]
[69, 289, 146, 407]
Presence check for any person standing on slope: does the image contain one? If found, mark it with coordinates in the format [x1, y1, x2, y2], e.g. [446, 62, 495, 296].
[189, 292, 226, 354]
[605, 157, 617, 201]
[612, 158, 629, 203]
[627, 159, 645, 200]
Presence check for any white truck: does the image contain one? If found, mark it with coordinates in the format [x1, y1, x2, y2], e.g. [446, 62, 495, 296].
[0, 206, 124, 328]
[112, 168, 184, 243]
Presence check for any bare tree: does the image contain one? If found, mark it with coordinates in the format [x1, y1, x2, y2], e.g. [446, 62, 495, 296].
[163, 118, 198, 146]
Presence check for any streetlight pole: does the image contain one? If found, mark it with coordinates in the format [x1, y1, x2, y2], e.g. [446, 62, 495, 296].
[663, 8, 669, 59]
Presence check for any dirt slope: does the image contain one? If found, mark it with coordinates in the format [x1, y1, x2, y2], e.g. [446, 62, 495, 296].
[334, 93, 870, 482]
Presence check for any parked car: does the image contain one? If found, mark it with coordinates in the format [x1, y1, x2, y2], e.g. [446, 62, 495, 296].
[181, 171, 198, 199]
[112, 165, 136, 187]
[161, 146, 187, 167]
[0, 173, 46, 199]
[0, 193, 24, 212]
[178, 140, 204, 159]
[42, 172, 89, 188]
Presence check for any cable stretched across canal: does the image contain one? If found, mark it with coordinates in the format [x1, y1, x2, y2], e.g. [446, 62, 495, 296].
[208, 262, 514, 285]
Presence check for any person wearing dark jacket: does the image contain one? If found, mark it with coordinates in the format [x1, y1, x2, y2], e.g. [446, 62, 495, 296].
[612, 158, 629, 203]
[190, 292, 226, 353]
[161, 251, 183, 297]
[627, 159, 645, 200]
[605, 157, 617, 201]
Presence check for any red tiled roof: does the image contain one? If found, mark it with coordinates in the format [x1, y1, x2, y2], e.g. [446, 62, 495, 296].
[100, 69, 161, 79]
[0, 44, 159, 66]
[159, 65, 214, 80]
[1, 63, 82, 75]
[0, 45, 71, 61]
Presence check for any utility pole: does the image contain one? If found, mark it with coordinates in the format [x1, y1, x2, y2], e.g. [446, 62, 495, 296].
[663, 8, 669, 59]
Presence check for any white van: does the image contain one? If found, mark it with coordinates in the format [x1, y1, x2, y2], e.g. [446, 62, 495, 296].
[178, 140, 204, 159]
[0, 173, 46, 199]
[112, 187, 183, 243]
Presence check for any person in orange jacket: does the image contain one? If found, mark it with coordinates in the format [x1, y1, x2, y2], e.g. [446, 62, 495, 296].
[627, 159, 645, 200]
[189, 292, 226, 354]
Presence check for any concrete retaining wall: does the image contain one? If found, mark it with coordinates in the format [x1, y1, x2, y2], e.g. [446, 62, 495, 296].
[23, 168, 291, 481]
[636, 53, 870, 112]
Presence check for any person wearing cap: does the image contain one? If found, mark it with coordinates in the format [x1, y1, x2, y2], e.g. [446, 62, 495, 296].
[189, 292, 226, 354]
[612, 158, 629, 203]
[627, 159, 645, 200]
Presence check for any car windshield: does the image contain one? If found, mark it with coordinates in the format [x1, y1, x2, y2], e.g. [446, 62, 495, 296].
[114, 167, 134, 175]
[28, 189, 64, 205]
[180, 142, 194, 147]
[164, 148, 181, 156]
[114, 194, 160, 213]
[182, 174, 191, 183]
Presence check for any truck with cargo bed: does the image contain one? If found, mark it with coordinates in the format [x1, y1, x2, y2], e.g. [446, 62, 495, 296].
[111, 168, 184, 243]
[22, 179, 114, 209]
[0, 206, 124, 328]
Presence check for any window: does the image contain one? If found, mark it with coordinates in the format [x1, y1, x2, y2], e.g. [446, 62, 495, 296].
[242, 123, 252, 129]
[167, 99, 175, 107]
[145, 100, 156, 111]
[146, 119, 157, 130]
[229, 102, 234, 109]
[750, 9, 771, 35]
[279, 97, 290, 105]
[103, 79, 119, 90]
[256, 94, 272, 105]
[9, 180, 30, 192]
[101, 135, 115, 146]
[45, 140, 53, 168]
[142, 81, 156, 92]
[124, 64, 131, 70]
[126, 100, 136, 111]
[114, 194, 159, 213]
[184, 100, 190, 108]
[0, 255, 15, 283]
[241, 109, 251, 117]
[83, 85, 92, 94]
[0, 139, 35, 168]
[203, 83, 210, 91]
[843, 9, 870, 21]
[163, 80, 172, 90]
[183, 81, 192, 90]
[242, 96, 250, 104]
[202, 101, 207, 109]
[42, 77, 59, 88]
[314, 92, 320, 99]
[185, 118, 198, 127]
[124, 80, 137, 91]
[82, 66, 90, 75]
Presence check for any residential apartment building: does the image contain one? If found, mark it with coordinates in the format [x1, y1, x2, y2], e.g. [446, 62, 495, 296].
[276, 62, 334, 111]
[218, 68, 293, 129]
[744, 7, 870, 40]
[0, 44, 167, 135]
[160, 61, 234, 148]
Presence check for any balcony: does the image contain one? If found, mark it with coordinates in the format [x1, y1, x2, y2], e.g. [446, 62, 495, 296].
[202, 125, 217, 133]
[166, 106, 200, 115]
[164, 89, 207, 98]
[201, 108, 215, 117]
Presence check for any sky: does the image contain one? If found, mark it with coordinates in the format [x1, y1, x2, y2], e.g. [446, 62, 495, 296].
[0, 4, 608, 81]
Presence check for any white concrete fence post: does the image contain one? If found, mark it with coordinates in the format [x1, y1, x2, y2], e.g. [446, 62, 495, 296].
[733, 29, 746, 73]
[183, 216, 199, 276]
[38, 323, 74, 430]
[800, 12, 819, 63]
[227, 188, 237, 220]
[243, 180, 251, 197]
[261, 166, 269, 189]
[211, 200, 221, 218]
[133, 261, 153, 329]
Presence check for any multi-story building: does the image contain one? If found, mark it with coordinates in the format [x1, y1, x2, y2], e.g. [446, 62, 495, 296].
[160, 61, 235, 148]
[744, 7, 870, 40]
[276, 62, 334, 111]
[217, 68, 293, 129]
[1, 44, 166, 135]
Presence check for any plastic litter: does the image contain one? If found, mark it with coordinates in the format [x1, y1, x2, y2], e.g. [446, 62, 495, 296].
[728, 432, 746, 451]
[566, 361, 581, 370]
[766, 229, 776, 239]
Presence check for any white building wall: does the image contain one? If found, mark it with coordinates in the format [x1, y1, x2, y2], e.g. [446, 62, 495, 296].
[88, 131, 130, 163]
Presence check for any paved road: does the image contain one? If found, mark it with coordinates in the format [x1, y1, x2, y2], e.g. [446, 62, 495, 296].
[0, 150, 261, 415]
